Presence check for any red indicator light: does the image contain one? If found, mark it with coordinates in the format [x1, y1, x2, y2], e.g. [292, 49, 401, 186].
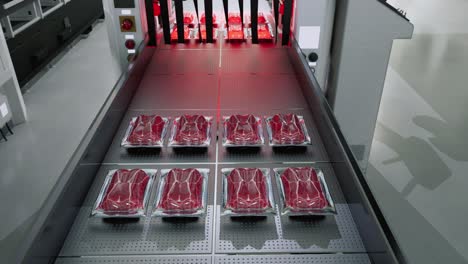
[121, 19, 134, 31]
[125, 39, 136, 49]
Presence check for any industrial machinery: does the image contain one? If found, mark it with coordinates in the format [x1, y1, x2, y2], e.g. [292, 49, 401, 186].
[13, 0, 413, 263]
[0, 0, 104, 87]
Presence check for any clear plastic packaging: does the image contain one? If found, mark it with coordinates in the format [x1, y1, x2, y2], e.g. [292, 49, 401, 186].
[256, 24, 273, 40]
[274, 167, 336, 216]
[223, 114, 265, 147]
[228, 24, 245, 40]
[265, 114, 311, 146]
[171, 25, 192, 40]
[222, 168, 275, 216]
[92, 169, 156, 218]
[170, 12, 197, 41]
[152, 168, 209, 217]
[121, 115, 169, 148]
[183, 12, 195, 25]
[200, 13, 219, 40]
[228, 12, 243, 24]
[168, 115, 213, 147]
[246, 13, 273, 40]
[227, 12, 245, 40]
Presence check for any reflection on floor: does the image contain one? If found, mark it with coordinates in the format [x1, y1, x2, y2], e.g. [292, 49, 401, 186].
[0, 21, 121, 261]
[367, 0, 468, 263]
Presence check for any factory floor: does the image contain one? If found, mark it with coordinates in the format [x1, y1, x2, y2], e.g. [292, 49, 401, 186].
[366, 0, 468, 263]
[0, 21, 121, 261]
[1, 1, 468, 263]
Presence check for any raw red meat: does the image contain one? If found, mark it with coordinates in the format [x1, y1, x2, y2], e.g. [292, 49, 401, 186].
[173, 115, 210, 145]
[127, 115, 166, 146]
[183, 12, 194, 24]
[171, 26, 191, 40]
[158, 168, 204, 214]
[280, 167, 328, 211]
[225, 115, 262, 145]
[269, 114, 307, 144]
[98, 169, 150, 215]
[228, 24, 244, 40]
[200, 13, 217, 24]
[257, 13, 267, 24]
[200, 25, 217, 40]
[228, 12, 242, 24]
[257, 24, 272, 40]
[226, 168, 271, 213]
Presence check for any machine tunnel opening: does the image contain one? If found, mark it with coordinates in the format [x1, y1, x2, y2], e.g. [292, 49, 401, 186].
[148, 0, 294, 45]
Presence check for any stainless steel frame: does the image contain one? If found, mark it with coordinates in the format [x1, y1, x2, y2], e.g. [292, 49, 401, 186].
[20, 37, 404, 264]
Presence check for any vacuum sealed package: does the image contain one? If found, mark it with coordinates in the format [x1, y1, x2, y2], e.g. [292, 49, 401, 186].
[257, 24, 273, 40]
[200, 13, 219, 40]
[92, 169, 156, 218]
[265, 114, 311, 146]
[222, 168, 275, 216]
[153, 168, 209, 217]
[227, 12, 244, 40]
[168, 115, 213, 147]
[121, 115, 169, 148]
[274, 167, 336, 216]
[246, 13, 273, 40]
[223, 114, 265, 147]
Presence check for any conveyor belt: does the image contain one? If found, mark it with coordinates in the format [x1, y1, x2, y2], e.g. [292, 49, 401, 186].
[56, 43, 370, 263]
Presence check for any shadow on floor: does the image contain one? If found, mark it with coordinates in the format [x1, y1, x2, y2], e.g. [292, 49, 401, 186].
[374, 122, 451, 196]
[390, 33, 468, 162]
[413, 115, 468, 161]
[366, 164, 467, 264]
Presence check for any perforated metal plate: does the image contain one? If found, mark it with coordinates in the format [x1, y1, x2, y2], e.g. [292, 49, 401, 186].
[56, 256, 212, 264]
[60, 206, 213, 256]
[60, 164, 215, 256]
[215, 163, 365, 254]
[218, 109, 329, 163]
[215, 254, 371, 264]
[102, 110, 217, 164]
[57, 43, 375, 262]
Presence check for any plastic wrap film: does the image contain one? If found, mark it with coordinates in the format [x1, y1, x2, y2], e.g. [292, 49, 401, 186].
[121, 115, 169, 148]
[153, 168, 209, 217]
[227, 12, 245, 40]
[222, 168, 275, 216]
[168, 115, 213, 147]
[274, 167, 336, 216]
[266, 114, 311, 146]
[246, 12, 274, 40]
[223, 115, 265, 147]
[92, 169, 156, 218]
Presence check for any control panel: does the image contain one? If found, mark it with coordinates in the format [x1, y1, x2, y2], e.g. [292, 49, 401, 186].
[103, 0, 148, 70]
[293, 0, 335, 92]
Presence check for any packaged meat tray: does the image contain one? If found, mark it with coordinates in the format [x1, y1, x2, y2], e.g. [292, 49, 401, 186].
[171, 25, 192, 41]
[274, 167, 336, 216]
[228, 24, 245, 40]
[200, 13, 218, 28]
[228, 12, 243, 24]
[227, 12, 245, 40]
[121, 115, 169, 148]
[153, 168, 209, 217]
[257, 24, 273, 40]
[168, 115, 213, 147]
[92, 169, 156, 218]
[223, 114, 265, 147]
[266, 114, 311, 146]
[222, 168, 275, 216]
[200, 25, 218, 40]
